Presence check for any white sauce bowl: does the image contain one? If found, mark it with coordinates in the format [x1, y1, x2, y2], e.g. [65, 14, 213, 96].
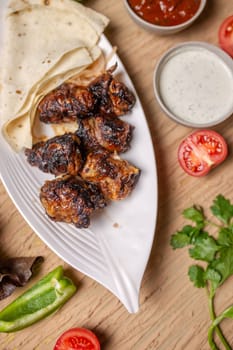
[154, 42, 233, 127]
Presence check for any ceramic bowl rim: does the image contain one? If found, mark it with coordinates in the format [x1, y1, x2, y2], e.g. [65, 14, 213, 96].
[153, 41, 233, 128]
[124, 0, 207, 32]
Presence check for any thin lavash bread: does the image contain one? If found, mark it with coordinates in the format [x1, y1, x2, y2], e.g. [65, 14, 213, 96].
[0, 0, 109, 151]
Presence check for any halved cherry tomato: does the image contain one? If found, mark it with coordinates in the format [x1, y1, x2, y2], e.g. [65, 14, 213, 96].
[54, 327, 100, 350]
[218, 15, 233, 58]
[178, 130, 228, 177]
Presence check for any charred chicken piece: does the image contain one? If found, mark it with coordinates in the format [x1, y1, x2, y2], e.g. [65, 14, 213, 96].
[37, 65, 136, 124]
[25, 133, 83, 176]
[40, 175, 107, 228]
[88, 65, 136, 117]
[38, 83, 97, 123]
[80, 150, 140, 201]
[76, 115, 133, 153]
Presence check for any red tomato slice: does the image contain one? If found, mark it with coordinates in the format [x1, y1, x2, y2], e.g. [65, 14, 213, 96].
[178, 130, 228, 177]
[218, 15, 233, 58]
[53, 328, 100, 350]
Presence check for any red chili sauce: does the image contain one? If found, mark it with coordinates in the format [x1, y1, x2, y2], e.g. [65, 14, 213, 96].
[127, 0, 201, 26]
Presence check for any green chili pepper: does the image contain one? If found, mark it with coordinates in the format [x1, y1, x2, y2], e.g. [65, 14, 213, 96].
[0, 266, 76, 332]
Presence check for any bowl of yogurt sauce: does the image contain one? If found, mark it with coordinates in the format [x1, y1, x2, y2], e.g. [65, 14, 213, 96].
[154, 42, 233, 127]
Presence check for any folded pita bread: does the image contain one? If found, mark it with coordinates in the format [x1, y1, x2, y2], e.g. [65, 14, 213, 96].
[1, 0, 109, 151]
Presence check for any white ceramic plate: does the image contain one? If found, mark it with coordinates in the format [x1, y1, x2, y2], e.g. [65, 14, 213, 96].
[0, 1, 157, 313]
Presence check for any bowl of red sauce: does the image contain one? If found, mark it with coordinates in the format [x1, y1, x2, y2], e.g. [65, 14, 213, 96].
[124, 0, 207, 34]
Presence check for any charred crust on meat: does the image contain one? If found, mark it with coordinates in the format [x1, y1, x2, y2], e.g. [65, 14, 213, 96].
[40, 175, 106, 228]
[25, 133, 83, 176]
[80, 150, 140, 201]
[37, 65, 136, 123]
[76, 115, 133, 154]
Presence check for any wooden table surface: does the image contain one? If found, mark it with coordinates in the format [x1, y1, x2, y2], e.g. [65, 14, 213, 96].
[1, 1, 233, 349]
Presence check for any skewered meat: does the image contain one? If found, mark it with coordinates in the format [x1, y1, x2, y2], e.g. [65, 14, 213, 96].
[25, 133, 83, 176]
[38, 84, 97, 123]
[40, 175, 107, 228]
[76, 115, 133, 153]
[37, 65, 136, 123]
[80, 150, 140, 201]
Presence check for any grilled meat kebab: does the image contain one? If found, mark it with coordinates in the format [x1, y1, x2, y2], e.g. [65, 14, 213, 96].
[40, 175, 106, 228]
[37, 66, 136, 123]
[28, 65, 140, 229]
[38, 84, 96, 123]
[25, 133, 83, 176]
[76, 115, 133, 153]
[80, 150, 140, 201]
[88, 65, 136, 116]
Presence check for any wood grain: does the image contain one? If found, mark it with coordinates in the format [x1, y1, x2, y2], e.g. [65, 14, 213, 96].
[1, 1, 233, 349]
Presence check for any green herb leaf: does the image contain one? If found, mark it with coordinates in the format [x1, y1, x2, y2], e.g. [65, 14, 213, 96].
[190, 230, 209, 245]
[211, 195, 233, 225]
[188, 265, 206, 288]
[170, 232, 191, 249]
[189, 236, 219, 262]
[210, 246, 233, 287]
[217, 226, 233, 247]
[170, 225, 197, 249]
[204, 268, 221, 289]
[183, 206, 205, 228]
[171, 194, 233, 350]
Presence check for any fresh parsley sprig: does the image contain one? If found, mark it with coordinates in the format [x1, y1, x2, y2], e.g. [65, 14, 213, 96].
[170, 195, 233, 350]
